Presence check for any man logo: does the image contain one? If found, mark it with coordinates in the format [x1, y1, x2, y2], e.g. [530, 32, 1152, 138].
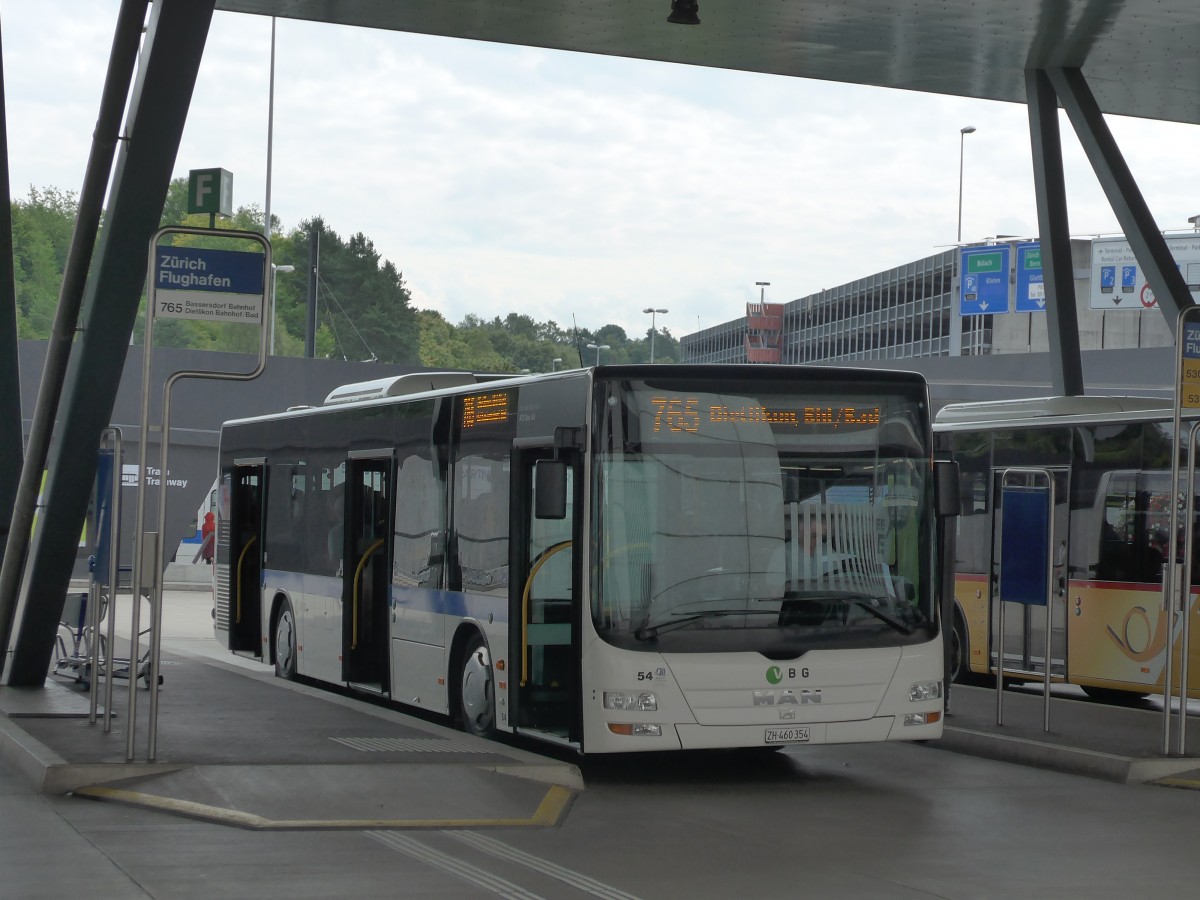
[752, 689, 822, 706]
[766, 666, 783, 684]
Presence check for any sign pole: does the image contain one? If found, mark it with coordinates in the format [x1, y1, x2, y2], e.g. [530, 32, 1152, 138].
[1181, 421, 1200, 755]
[1166, 305, 1200, 753]
[132, 225, 272, 762]
[995, 467, 1055, 729]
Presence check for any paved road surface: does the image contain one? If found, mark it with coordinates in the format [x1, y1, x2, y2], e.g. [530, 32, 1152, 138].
[2, 589, 1197, 899]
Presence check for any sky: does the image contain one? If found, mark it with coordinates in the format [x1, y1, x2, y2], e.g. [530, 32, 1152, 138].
[4, 2, 1200, 341]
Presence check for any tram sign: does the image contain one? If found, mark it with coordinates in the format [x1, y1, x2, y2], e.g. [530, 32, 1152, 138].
[152, 245, 266, 324]
[959, 245, 1011, 316]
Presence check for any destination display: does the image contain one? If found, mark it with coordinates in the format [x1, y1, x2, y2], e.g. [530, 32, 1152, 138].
[648, 396, 882, 434]
[461, 391, 511, 428]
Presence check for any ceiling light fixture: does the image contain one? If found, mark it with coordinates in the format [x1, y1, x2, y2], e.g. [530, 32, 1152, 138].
[668, 0, 700, 25]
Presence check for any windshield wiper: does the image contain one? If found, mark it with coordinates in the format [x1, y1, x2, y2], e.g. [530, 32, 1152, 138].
[845, 598, 915, 635]
[635, 609, 749, 640]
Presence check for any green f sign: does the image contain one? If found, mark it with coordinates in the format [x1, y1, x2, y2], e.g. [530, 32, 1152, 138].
[188, 168, 234, 217]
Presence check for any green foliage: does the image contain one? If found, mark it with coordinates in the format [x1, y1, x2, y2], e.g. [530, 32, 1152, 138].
[9, 180, 682, 369]
[11, 187, 79, 338]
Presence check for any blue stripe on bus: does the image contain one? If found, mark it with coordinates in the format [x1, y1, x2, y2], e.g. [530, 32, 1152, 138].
[261, 569, 508, 625]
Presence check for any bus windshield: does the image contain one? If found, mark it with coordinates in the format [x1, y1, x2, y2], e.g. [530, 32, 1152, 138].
[592, 376, 934, 653]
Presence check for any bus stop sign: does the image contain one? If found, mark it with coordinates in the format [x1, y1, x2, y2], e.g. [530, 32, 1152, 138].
[152, 245, 266, 325]
[1000, 485, 1050, 606]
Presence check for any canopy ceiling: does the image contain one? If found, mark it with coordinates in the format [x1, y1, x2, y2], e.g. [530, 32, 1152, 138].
[217, 1, 1200, 125]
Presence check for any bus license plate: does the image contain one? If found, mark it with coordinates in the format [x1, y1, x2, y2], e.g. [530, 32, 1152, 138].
[764, 726, 810, 744]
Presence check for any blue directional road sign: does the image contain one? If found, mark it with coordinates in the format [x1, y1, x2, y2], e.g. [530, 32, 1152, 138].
[959, 245, 1011, 316]
[1015, 242, 1045, 312]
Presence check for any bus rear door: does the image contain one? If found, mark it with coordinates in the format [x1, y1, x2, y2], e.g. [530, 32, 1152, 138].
[228, 461, 265, 656]
[342, 452, 393, 691]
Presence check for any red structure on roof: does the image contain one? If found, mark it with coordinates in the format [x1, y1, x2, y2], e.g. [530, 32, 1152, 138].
[744, 302, 784, 363]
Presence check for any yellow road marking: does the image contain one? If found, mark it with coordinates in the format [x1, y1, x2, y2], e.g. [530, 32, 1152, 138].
[73, 783, 574, 831]
[1155, 776, 1200, 791]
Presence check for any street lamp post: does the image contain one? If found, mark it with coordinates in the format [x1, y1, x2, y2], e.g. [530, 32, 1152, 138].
[957, 126, 976, 243]
[642, 307, 668, 363]
[586, 342, 610, 366]
[957, 125, 978, 354]
[270, 263, 295, 355]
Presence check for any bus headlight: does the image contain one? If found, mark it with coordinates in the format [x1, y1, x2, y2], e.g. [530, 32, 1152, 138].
[603, 690, 658, 712]
[607, 723, 663, 736]
[903, 711, 942, 726]
[908, 680, 942, 702]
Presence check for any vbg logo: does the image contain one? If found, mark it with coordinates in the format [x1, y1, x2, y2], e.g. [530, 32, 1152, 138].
[765, 665, 811, 683]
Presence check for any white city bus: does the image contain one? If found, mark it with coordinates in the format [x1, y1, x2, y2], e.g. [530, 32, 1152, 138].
[215, 364, 954, 753]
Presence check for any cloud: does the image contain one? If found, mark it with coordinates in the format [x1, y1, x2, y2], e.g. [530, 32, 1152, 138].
[5, 1, 1200, 338]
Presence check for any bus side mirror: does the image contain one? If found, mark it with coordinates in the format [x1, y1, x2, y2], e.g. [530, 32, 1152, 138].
[535, 460, 568, 519]
[934, 459, 960, 518]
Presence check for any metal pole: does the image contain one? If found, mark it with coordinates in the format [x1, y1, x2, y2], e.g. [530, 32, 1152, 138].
[996, 586, 1006, 726]
[145, 228, 272, 760]
[86, 442, 117, 726]
[263, 16, 276, 240]
[957, 126, 976, 243]
[1164, 307, 1190, 753]
[305, 228, 319, 358]
[126, 266, 157, 762]
[0, 0, 146, 676]
[995, 467, 1055, 729]
[87, 555, 101, 725]
[102, 428, 122, 734]
[1180, 421, 1200, 755]
[1044, 476, 1056, 733]
[0, 14, 24, 570]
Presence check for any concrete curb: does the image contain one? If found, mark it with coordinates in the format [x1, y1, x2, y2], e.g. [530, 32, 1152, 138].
[939, 725, 1200, 784]
[0, 715, 189, 794]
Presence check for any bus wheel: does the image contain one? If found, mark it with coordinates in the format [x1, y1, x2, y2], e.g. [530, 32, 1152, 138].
[274, 600, 297, 681]
[950, 614, 968, 684]
[459, 634, 495, 738]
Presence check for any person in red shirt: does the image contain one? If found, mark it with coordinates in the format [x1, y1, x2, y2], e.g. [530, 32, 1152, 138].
[201, 511, 216, 564]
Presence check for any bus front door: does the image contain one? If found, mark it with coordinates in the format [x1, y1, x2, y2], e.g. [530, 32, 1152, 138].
[512, 449, 581, 746]
[990, 468, 1069, 682]
[342, 454, 393, 691]
[228, 463, 265, 656]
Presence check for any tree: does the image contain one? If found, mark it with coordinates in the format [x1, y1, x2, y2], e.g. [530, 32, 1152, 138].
[9, 180, 680, 370]
[284, 219, 419, 364]
[11, 188, 78, 339]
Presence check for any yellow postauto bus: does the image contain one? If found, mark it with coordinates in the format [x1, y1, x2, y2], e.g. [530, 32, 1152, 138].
[936, 394, 1200, 702]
